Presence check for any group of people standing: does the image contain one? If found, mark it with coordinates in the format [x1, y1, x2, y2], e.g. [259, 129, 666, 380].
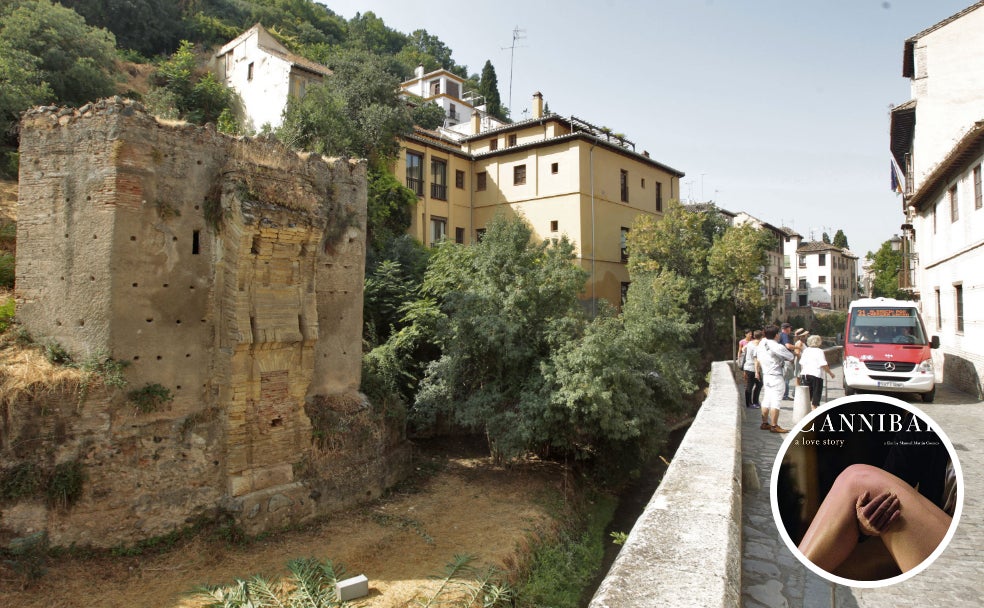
[737, 322, 835, 433]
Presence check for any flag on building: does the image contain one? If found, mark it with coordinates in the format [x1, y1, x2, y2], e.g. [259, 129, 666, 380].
[890, 156, 906, 194]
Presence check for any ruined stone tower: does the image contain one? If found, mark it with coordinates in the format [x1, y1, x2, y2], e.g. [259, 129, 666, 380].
[4, 99, 408, 547]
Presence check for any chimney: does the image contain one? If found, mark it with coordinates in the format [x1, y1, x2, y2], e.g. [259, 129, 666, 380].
[532, 92, 544, 119]
[415, 65, 424, 79]
[470, 110, 481, 135]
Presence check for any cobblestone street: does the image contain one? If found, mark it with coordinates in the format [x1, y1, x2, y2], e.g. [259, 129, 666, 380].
[741, 367, 984, 607]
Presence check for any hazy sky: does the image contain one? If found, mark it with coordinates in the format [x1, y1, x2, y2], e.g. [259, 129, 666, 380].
[321, 0, 973, 258]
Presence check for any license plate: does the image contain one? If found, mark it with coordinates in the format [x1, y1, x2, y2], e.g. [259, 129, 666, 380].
[877, 381, 905, 388]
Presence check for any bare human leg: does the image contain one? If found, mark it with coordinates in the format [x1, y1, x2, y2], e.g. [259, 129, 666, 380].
[797, 464, 952, 574]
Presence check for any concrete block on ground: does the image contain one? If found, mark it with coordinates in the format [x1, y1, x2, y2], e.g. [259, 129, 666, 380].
[337, 574, 369, 601]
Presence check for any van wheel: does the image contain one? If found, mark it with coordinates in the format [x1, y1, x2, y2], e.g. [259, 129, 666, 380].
[921, 388, 935, 403]
[844, 384, 856, 396]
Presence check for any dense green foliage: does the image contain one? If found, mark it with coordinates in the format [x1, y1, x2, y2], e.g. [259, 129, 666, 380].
[628, 200, 774, 360]
[278, 48, 411, 164]
[365, 213, 697, 472]
[833, 229, 849, 249]
[143, 40, 236, 127]
[867, 239, 911, 300]
[59, 0, 184, 58]
[0, 253, 14, 289]
[1, 460, 84, 510]
[410, 97, 449, 130]
[0, 0, 118, 166]
[518, 492, 617, 608]
[411, 215, 589, 460]
[1, 1, 118, 105]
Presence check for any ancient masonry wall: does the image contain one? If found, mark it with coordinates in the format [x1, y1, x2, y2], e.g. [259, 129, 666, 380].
[2, 98, 410, 547]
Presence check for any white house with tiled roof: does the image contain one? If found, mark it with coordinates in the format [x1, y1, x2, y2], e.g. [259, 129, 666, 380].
[889, 2, 984, 396]
[399, 66, 506, 134]
[213, 23, 332, 132]
[781, 229, 858, 311]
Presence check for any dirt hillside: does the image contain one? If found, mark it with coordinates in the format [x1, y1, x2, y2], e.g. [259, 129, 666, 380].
[0, 440, 566, 608]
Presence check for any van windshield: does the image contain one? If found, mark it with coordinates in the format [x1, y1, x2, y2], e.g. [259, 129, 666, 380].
[848, 307, 927, 345]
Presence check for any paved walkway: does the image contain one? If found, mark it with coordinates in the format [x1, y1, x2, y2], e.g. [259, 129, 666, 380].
[740, 367, 984, 607]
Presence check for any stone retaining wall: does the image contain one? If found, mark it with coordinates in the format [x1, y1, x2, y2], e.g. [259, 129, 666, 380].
[589, 361, 743, 608]
[589, 348, 844, 606]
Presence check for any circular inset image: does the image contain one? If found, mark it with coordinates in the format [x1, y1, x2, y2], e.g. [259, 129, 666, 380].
[770, 394, 963, 588]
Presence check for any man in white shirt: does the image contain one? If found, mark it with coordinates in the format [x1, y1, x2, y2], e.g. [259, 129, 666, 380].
[756, 324, 794, 433]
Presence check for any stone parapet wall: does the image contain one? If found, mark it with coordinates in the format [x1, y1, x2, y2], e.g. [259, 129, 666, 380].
[938, 350, 984, 399]
[589, 361, 743, 608]
[3, 98, 409, 548]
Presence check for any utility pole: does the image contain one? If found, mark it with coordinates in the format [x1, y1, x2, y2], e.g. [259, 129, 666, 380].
[502, 26, 526, 117]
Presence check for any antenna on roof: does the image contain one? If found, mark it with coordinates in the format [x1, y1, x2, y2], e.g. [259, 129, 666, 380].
[502, 26, 526, 118]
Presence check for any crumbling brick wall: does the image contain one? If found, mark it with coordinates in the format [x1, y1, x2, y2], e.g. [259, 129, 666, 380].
[2, 98, 409, 547]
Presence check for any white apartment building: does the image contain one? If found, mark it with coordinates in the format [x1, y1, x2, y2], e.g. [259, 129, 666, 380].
[782, 229, 858, 312]
[398, 66, 506, 136]
[889, 1, 984, 396]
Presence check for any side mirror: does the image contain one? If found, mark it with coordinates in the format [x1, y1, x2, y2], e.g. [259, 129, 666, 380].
[931, 335, 940, 349]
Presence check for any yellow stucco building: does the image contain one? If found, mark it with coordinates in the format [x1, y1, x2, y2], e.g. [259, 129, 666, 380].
[396, 83, 684, 309]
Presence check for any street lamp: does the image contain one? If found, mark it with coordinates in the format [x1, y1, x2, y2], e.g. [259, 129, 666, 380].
[889, 234, 902, 251]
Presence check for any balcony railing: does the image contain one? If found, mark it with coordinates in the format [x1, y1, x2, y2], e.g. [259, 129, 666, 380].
[431, 183, 447, 200]
[406, 176, 423, 196]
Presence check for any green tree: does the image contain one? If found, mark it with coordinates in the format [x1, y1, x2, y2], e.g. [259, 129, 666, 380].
[621, 271, 698, 402]
[478, 60, 505, 121]
[822, 231, 831, 244]
[867, 240, 911, 300]
[627, 200, 766, 360]
[366, 169, 416, 254]
[59, 0, 184, 57]
[410, 98, 448, 130]
[395, 29, 467, 77]
[411, 214, 588, 460]
[277, 48, 411, 166]
[363, 170, 424, 347]
[707, 222, 775, 326]
[529, 243, 700, 471]
[144, 40, 236, 126]
[346, 11, 407, 55]
[0, 38, 53, 142]
[833, 229, 849, 249]
[0, 0, 118, 107]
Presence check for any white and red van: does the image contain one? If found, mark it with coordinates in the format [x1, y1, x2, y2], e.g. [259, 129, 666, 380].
[842, 297, 940, 402]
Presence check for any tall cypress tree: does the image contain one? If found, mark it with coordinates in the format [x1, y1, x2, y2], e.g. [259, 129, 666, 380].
[478, 59, 505, 120]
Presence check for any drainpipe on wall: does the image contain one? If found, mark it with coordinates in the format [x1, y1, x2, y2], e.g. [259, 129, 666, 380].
[423, 150, 428, 246]
[590, 142, 596, 318]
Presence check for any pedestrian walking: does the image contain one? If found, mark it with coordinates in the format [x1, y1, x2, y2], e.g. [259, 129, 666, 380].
[756, 324, 794, 433]
[798, 334, 835, 409]
[741, 330, 762, 408]
[778, 322, 795, 399]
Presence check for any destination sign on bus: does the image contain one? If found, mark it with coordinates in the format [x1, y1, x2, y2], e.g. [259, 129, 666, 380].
[855, 308, 915, 317]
